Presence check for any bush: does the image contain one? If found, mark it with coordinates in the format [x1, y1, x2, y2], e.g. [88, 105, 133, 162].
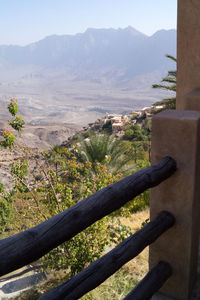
[0, 129, 15, 149]
[0, 99, 25, 149]
[8, 147, 131, 277]
[0, 191, 13, 231]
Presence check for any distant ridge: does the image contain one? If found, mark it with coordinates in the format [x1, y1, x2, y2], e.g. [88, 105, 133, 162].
[0, 27, 176, 79]
[0, 27, 177, 127]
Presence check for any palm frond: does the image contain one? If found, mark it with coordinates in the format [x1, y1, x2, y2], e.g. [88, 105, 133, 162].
[152, 54, 177, 111]
[168, 71, 177, 77]
[165, 54, 177, 62]
[161, 77, 176, 84]
[153, 97, 176, 109]
[152, 84, 176, 92]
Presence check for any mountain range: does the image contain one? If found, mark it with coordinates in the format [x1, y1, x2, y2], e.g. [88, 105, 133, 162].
[0, 27, 176, 78]
[0, 27, 176, 132]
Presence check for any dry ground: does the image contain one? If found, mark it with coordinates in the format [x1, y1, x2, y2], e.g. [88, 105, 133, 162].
[120, 209, 150, 280]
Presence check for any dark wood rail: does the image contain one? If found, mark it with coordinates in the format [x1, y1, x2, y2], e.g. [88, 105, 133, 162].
[0, 156, 176, 276]
[39, 211, 175, 300]
[124, 261, 172, 300]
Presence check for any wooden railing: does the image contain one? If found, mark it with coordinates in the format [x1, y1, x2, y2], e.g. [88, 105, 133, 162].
[124, 261, 172, 300]
[0, 156, 176, 299]
[39, 211, 175, 300]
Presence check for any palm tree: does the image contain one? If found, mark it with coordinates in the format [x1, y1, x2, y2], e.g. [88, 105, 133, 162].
[78, 132, 137, 174]
[152, 54, 176, 110]
[79, 132, 109, 165]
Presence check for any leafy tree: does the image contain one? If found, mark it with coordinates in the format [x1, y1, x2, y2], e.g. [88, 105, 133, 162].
[0, 99, 25, 230]
[0, 190, 13, 231]
[124, 124, 145, 141]
[8, 147, 131, 277]
[141, 118, 151, 161]
[123, 128, 135, 141]
[123, 123, 150, 163]
[8, 116, 25, 132]
[124, 159, 150, 213]
[152, 54, 176, 110]
[8, 99, 18, 116]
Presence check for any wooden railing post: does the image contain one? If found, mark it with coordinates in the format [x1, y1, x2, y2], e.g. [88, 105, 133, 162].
[150, 110, 200, 299]
[177, 0, 200, 110]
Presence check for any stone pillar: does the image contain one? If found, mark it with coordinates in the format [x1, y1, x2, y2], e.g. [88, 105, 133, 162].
[177, 0, 200, 110]
[149, 110, 200, 299]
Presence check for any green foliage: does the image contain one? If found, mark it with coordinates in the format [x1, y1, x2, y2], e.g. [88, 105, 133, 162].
[124, 128, 134, 140]
[125, 159, 150, 213]
[102, 120, 112, 133]
[8, 116, 25, 132]
[0, 129, 16, 149]
[0, 197, 13, 230]
[141, 218, 150, 228]
[0, 184, 13, 231]
[129, 189, 150, 212]
[11, 159, 28, 179]
[0, 99, 25, 149]
[9, 147, 131, 277]
[8, 98, 18, 116]
[11, 159, 29, 193]
[82, 267, 138, 300]
[77, 132, 138, 174]
[123, 124, 145, 141]
[43, 217, 130, 277]
[0, 100, 152, 292]
[142, 118, 151, 137]
[122, 123, 151, 164]
[152, 54, 177, 111]
[0, 98, 153, 300]
[78, 132, 110, 165]
[0, 182, 4, 193]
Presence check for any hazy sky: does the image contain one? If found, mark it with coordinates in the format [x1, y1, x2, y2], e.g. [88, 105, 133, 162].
[0, 0, 177, 46]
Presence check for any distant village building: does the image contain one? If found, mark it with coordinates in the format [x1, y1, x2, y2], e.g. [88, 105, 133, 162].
[101, 114, 129, 133]
[111, 116, 122, 124]
[112, 122, 125, 133]
[86, 105, 162, 136]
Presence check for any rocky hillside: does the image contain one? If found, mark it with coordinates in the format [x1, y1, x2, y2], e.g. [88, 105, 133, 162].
[62, 105, 158, 147]
[0, 104, 160, 189]
[0, 120, 82, 150]
[0, 143, 38, 188]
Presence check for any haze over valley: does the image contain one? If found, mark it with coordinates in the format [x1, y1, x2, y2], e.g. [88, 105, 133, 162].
[0, 27, 176, 148]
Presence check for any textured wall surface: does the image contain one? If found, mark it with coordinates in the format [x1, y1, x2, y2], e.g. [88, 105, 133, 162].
[177, 0, 200, 110]
[150, 110, 200, 299]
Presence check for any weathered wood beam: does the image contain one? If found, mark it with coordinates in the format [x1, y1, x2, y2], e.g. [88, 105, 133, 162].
[124, 261, 172, 300]
[177, 0, 200, 110]
[150, 111, 200, 298]
[0, 156, 176, 276]
[39, 211, 175, 300]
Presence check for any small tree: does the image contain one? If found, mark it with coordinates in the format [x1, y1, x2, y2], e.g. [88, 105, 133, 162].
[10, 147, 131, 277]
[0, 99, 25, 231]
[0, 98, 25, 148]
